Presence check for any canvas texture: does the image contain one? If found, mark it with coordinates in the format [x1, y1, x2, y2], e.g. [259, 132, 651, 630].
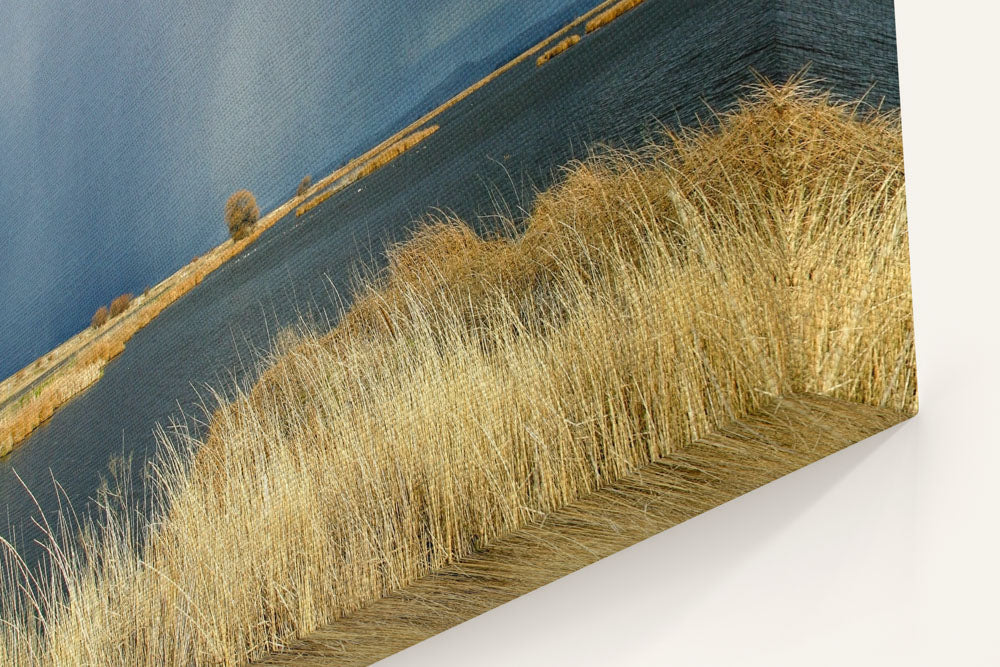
[0, 1, 913, 664]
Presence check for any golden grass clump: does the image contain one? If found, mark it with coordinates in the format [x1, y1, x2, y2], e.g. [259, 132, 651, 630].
[536, 34, 582, 66]
[586, 0, 645, 33]
[0, 83, 914, 665]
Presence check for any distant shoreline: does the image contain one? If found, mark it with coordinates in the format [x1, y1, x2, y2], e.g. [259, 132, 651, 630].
[0, 196, 299, 457]
[0, 0, 633, 457]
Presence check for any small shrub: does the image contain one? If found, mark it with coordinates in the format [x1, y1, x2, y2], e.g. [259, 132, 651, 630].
[225, 189, 259, 240]
[296, 175, 312, 197]
[109, 293, 133, 318]
[91, 306, 109, 329]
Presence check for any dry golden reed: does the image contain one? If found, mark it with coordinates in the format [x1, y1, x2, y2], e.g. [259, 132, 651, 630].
[0, 84, 914, 666]
[536, 34, 582, 66]
[586, 0, 645, 33]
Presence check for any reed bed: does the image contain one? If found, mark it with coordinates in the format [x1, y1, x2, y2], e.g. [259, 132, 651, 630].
[586, 0, 645, 33]
[0, 83, 914, 665]
[296, 126, 438, 217]
[536, 35, 582, 66]
[0, 363, 105, 453]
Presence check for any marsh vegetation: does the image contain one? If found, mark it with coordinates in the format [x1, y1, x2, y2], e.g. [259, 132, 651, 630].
[0, 84, 914, 665]
[586, 0, 646, 33]
[536, 34, 582, 66]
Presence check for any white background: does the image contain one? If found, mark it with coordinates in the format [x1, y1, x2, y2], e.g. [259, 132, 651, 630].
[379, 2, 1000, 665]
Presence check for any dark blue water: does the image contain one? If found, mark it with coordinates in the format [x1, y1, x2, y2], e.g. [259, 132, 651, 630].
[0, 0, 899, 569]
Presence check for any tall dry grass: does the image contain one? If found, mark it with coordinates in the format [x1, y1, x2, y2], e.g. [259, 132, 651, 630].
[0, 83, 914, 665]
[536, 34, 582, 66]
[585, 0, 645, 33]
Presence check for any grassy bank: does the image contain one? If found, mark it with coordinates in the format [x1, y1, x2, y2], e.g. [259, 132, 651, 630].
[536, 34, 582, 66]
[0, 84, 914, 665]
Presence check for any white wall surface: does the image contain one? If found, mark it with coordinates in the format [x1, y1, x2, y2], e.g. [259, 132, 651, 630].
[379, 2, 1000, 664]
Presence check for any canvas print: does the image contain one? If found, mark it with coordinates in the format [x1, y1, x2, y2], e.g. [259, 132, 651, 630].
[0, 1, 914, 664]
